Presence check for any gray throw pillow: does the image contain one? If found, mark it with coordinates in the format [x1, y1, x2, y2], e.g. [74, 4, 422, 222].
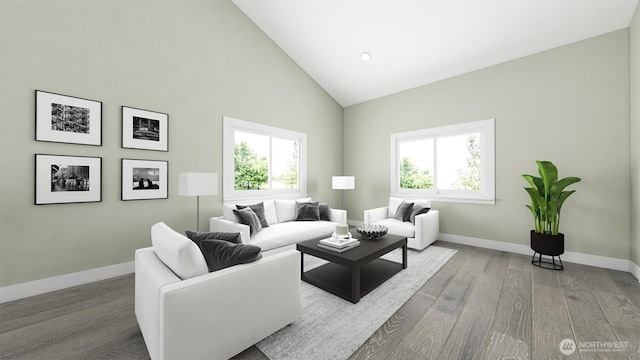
[185, 231, 242, 246]
[394, 201, 414, 222]
[199, 239, 262, 272]
[233, 207, 263, 235]
[409, 204, 430, 224]
[236, 202, 269, 228]
[319, 203, 331, 221]
[295, 201, 320, 221]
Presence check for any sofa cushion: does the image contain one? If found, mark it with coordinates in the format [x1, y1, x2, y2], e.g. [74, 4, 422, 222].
[319, 203, 331, 221]
[185, 230, 242, 245]
[233, 207, 263, 235]
[410, 204, 430, 224]
[248, 220, 335, 252]
[388, 197, 432, 218]
[275, 197, 311, 222]
[263, 200, 278, 225]
[296, 201, 320, 221]
[374, 218, 416, 238]
[199, 240, 262, 271]
[151, 222, 208, 280]
[236, 202, 269, 228]
[394, 201, 414, 222]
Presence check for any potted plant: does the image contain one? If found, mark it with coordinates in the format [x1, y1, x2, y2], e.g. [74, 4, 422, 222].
[522, 160, 581, 269]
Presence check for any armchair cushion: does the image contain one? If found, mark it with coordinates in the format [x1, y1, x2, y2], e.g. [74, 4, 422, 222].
[394, 201, 414, 222]
[410, 204, 430, 224]
[374, 218, 416, 238]
[199, 240, 262, 271]
[388, 197, 431, 218]
[151, 222, 208, 280]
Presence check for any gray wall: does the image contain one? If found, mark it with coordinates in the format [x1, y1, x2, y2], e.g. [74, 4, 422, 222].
[344, 30, 631, 260]
[632, 5, 640, 268]
[0, 0, 343, 287]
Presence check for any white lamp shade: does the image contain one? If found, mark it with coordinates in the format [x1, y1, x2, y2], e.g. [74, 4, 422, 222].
[179, 173, 218, 196]
[332, 176, 355, 190]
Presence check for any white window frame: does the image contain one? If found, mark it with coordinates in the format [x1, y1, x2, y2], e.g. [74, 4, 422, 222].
[390, 118, 495, 204]
[223, 116, 307, 201]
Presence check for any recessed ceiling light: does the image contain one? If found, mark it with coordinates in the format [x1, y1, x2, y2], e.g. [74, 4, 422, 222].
[361, 52, 371, 61]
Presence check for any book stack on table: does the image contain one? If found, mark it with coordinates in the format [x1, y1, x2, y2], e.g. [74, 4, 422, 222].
[318, 236, 360, 252]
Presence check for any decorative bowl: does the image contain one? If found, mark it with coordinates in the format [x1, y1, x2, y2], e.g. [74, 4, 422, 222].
[356, 224, 388, 239]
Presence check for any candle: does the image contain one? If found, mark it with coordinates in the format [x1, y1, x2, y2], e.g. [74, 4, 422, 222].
[336, 224, 348, 236]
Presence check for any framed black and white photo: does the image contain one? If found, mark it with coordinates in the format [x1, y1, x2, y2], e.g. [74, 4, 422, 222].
[121, 159, 168, 200]
[122, 106, 168, 151]
[35, 154, 102, 205]
[35, 90, 102, 146]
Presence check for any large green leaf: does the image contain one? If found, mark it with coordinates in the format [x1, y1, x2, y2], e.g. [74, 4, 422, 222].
[557, 190, 576, 212]
[537, 161, 558, 198]
[550, 177, 581, 200]
[522, 174, 544, 195]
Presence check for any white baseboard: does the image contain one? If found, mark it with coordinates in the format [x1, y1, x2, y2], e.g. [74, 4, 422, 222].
[0, 261, 134, 304]
[439, 233, 633, 273]
[631, 261, 640, 282]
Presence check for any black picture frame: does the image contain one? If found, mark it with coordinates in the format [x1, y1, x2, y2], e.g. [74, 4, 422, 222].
[122, 106, 168, 151]
[121, 158, 169, 200]
[35, 154, 102, 205]
[35, 90, 102, 146]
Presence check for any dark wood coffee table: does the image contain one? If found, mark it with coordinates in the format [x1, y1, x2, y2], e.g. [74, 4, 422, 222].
[296, 233, 407, 303]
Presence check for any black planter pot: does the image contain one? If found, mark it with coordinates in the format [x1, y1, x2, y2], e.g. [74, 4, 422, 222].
[530, 230, 564, 270]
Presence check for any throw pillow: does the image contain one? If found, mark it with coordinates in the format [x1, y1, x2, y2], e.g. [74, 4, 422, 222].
[319, 203, 331, 221]
[236, 202, 269, 228]
[275, 198, 311, 222]
[295, 201, 320, 221]
[394, 201, 414, 222]
[199, 239, 262, 272]
[185, 230, 242, 245]
[409, 204, 430, 224]
[233, 207, 263, 236]
[150, 222, 208, 280]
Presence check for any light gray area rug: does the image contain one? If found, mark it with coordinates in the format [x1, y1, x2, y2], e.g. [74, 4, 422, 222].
[256, 245, 457, 360]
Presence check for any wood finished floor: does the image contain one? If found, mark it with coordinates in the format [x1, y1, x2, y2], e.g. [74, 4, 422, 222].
[1, 241, 639, 360]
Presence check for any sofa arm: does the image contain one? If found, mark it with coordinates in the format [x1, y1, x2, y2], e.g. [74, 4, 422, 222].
[364, 206, 389, 224]
[210, 216, 250, 243]
[329, 208, 347, 224]
[135, 248, 181, 360]
[413, 210, 440, 250]
[159, 250, 301, 360]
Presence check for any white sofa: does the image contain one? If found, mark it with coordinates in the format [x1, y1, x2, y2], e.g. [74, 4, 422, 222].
[210, 198, 347, 255]
[364, 197, 439, 250]
[135, 222, 301, 360]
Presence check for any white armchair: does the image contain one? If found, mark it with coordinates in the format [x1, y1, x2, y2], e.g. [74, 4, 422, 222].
[135, 223, 301, 360]
[364, 197, 439, 250]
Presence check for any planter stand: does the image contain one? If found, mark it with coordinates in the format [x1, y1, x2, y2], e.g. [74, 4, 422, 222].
[530, 230, 564, 271]
[531, 252, 564, 270]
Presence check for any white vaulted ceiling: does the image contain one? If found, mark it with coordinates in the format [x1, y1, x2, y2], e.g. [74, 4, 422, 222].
[232, 0, 639, 107]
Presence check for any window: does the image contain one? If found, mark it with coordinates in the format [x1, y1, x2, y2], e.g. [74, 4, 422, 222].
[223, 117, 307, 200]
[391, 119, 495, 204]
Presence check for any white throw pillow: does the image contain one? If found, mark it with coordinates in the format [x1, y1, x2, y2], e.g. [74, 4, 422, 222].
[222, 203, 237, 222]
[263, 200, 278, 225]
[275, 197, 311, 223]
[151, 222, 208, 280]
[387, 197, 431, 218]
